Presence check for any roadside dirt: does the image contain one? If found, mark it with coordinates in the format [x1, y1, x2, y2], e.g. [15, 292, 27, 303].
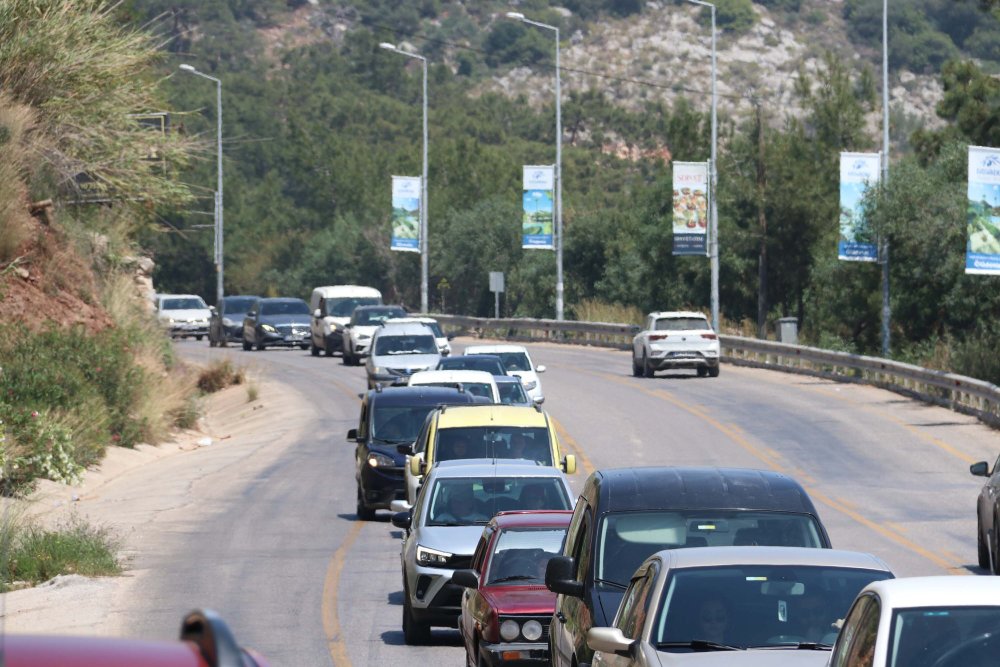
[0, 370, 315, 636]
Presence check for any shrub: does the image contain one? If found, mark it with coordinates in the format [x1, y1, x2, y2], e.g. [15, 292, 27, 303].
[0, 405, 83, 494]
[196, 359, 245, 394]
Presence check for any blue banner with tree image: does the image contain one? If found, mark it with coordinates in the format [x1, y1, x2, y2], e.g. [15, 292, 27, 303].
[391, 175, 421, 252]
[522, 166, 554, 250]
[838, 152, 880, 262]
[966, 146, 1000, 275]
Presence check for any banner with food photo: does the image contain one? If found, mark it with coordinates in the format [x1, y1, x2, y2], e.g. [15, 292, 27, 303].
[966, 146, 1000, 275]
[838, 152, 880, 262]
[522, 165, 555, 250]
[390, 175, 421, 252]
[672, 161, 709, 256]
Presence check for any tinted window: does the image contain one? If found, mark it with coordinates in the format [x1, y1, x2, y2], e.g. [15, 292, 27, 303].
[596, 511, 825, 587]
[222, 297, 257, 313]
[162, 297, 207, 310]
[352, 307, 407, 325]
[374, 334, 437, 355]
[497, 381, 530, 405]
[486, 527, 566, 585]
[326, 296, 381, 317]
[435, 426, 552, 466]
[437, 356, 506, 375]
[490, 352, 531, 372]
[888, 607, 1000, 667]
[426, 477, 570, 526]
[371, 405, 439, 442]
[655, 566, 891, 650]
[654, 317, 711, 331]
[259, 300, 310, 316]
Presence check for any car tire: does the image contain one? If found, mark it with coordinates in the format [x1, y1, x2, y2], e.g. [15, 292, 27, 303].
[402, 584, 430, 645]
[196, 335, 204, 341]
[697, 366, 708, 377]
[631, 354, 642, 377]
[708, 365, 720, 378]
[642, 352, 654, 378]
[299, 344, 309, 350]
[324, 345, 334, 357]
[256, 342, 266, 351]
[343, 352, 354, 366]
[242, 340, 252, 351]
[993, 512, 1000, 575]
[311, 343, 320, 357]
[979, 512, 991, 570]
[356, 488, 375, 521]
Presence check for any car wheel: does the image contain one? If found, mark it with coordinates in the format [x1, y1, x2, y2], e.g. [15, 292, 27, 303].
[979, 511, 991, 570]
[631, 354, 642, 377]
[697, 366, 708, 377]
[708, 365, 720, 378]
[343, 352, 354, 366]
[242, 340, 252, 351]
[356, 488, 375, 521]
[311, 343, 320, 357]
[402, 584, 430, 644]
[324, 345, 333, 357]
[196, 335, 204, 341]
[299, 344, 309, 350]
[992, 512, 1000, 575]
[642, 352, 654, 378]
[256, 342, 266, 351]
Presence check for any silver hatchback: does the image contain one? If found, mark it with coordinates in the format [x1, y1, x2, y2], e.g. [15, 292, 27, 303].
[391, 460, 573, 645]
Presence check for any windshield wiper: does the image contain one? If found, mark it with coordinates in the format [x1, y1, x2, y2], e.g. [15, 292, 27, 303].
[375, 437, 412, 445]
[489, 575, 540, 584]
[593, 578, 628, 590]
[746, 642, 832, 651]
[656, 640, 742, 652]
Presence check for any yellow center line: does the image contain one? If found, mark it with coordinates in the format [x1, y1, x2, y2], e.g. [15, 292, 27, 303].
[588, 369, 968, 574]
[551, 416, 596, 477]
[323, 519, 364, 666]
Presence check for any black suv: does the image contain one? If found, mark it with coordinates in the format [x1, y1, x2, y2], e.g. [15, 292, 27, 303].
[348, 385, 490, 520]
[545, 466, 831, 667]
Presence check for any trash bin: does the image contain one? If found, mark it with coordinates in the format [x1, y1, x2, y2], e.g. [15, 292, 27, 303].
[778, 317, 798, 345]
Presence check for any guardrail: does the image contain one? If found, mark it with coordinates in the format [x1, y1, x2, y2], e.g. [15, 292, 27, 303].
[432, 314, 1000, 429]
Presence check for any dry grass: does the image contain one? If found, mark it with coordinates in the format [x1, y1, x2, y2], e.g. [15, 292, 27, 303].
[573, 299, 645, 325]
[197, 359, 246, 394]
[246, 382, 260, 403]
[0, 99, 36, 264]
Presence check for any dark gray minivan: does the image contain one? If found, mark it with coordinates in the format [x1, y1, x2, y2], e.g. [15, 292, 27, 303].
[545, 466, 831, 667]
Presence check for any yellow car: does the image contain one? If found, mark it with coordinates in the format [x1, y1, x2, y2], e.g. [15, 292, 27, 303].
[405, 404, 577, 503]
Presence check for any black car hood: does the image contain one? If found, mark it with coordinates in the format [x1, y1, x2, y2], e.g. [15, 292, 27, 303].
[258, 313, 311, 327]
[593, 586, 626, 627]
[369, 441, 409, 466]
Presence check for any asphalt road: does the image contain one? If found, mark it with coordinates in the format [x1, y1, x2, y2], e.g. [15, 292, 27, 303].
[127, 337, 1000, 666]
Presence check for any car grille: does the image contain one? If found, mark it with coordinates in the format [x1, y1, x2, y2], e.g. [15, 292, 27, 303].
[387, 367, 421, 377]
[276, 324, 308, 336]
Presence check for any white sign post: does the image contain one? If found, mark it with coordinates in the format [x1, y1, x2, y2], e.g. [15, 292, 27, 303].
[489, 271, 505, 319]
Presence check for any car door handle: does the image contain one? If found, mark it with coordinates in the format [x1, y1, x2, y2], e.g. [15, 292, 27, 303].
[555, 612, 567, 623]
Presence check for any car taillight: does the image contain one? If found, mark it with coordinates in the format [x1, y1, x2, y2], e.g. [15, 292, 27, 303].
[701, 333, 718, 340]
[649, 334, 667, 341]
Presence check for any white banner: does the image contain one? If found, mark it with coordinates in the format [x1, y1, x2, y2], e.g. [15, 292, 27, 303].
[838, 152, 880, 262]
[391, 175, 421, 252]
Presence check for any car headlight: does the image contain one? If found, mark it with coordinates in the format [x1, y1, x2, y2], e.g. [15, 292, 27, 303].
[222, 317, 235, 327]
[522, 620, 543, 641]
[166, 318, 175, 324]
[367, 452, 394, 468]
[261, 324, 276, 332]
[373, 366, 385, 375]
[500, 620, 521, 642]
[416, 545, 452, 566]
[522, 380, 537, 391]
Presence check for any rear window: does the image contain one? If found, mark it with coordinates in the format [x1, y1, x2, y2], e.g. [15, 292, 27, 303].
[596, 511, 825, 587]
[654, 317, 711, 331]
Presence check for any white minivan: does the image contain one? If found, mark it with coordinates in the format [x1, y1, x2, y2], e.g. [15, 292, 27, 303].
[309, 285, 381, 357]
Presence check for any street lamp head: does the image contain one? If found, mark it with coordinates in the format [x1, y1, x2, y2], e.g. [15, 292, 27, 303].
[178, 64, 196, 72]
[506, 11, 525, 20]
[378, 42, 397, 51]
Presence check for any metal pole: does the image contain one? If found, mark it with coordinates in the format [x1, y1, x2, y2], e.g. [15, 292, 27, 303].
[421, 56, 429, 314]
[709, 4, 719, 333]
[215, 76, 224, 309]
[880, 0, 890, 357]
[554, 27, 563, 322]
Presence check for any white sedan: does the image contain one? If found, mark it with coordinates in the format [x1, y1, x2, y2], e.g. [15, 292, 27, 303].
[406, 369, 499, 402]
[463, 344, 545, 404]
[828, 576, 1000, 667]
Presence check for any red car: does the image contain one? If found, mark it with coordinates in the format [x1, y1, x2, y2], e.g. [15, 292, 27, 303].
[2, 609, 268, 667]
[454, 510, 573, 667]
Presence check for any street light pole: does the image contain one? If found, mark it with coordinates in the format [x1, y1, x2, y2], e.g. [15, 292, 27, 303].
[686, 0, 719, 332]
[380, 43, 429, 314]
[880, 0, 891, 357]
[179, 64, 224, 308]
[506, 12, 564, 321]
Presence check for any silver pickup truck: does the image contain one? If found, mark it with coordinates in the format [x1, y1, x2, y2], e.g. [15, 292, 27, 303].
[631, 311, 721, 378]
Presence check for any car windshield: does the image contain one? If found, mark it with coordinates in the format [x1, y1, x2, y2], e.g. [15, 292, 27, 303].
[352, 307, 407, 326]
[374, 335, 437, 356]
[480, 352, 531, 372]
[432, 426, 552, 466]
[654, 317, 711, 331]
[259, 300, 310, 316]
[326, 296, 381, 317]
[486, 527, 567, 585]
[425, 321, 444, 338]
[437, 356, 506, 375]
[371, 405, 437, 443]
[497, 381, 530, 405]
[417, 382, 494, 400]
[426, 477, 570, 526]
[887, 607, 1000, 667]
[162, 297, 206, 310]
[223, 297, 257, 314]
[654, 565, 891, 651]
[596, 511, 825, 588]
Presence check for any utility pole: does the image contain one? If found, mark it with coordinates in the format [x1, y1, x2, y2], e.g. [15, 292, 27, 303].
[754, 97, 768, 339]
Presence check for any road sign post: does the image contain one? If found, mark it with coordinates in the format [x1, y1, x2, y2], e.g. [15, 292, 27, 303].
[489, 272, 505, 319]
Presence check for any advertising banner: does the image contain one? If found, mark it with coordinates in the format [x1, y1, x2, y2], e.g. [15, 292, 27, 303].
[672, 161, 709, 256]
[391, 175, 421, 252]
[966, 146, 1000, 275]
[838, 152, 880, 261]
[523, 165, 555, 250]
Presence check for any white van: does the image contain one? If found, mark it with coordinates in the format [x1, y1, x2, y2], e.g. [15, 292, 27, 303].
[309, 285, 382, 357]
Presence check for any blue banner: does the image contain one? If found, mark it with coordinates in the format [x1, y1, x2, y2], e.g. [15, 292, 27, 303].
[838, 153, 880, 262]
[391, 176, 421, 252]
[523, 166, 554, 250]
[966, 146, 1000, 275]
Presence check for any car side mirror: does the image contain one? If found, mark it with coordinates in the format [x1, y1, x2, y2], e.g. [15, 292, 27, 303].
[409, 455, 424, 477]
[536, 365, 546, 373]
[545, 556, 583, 598]
[347, 428, 358, 441]
[313, 309, 322, 319]
[390, 499, 411, 513]
[587, 627, 635, 658]
[533, 396, 545, 405]
[562, 455, 577, 475]
[971, 461, 990, 477]
[391, 511, 411, 530]
[246, 311, 256, 318]
[452, 569, 479, 589]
